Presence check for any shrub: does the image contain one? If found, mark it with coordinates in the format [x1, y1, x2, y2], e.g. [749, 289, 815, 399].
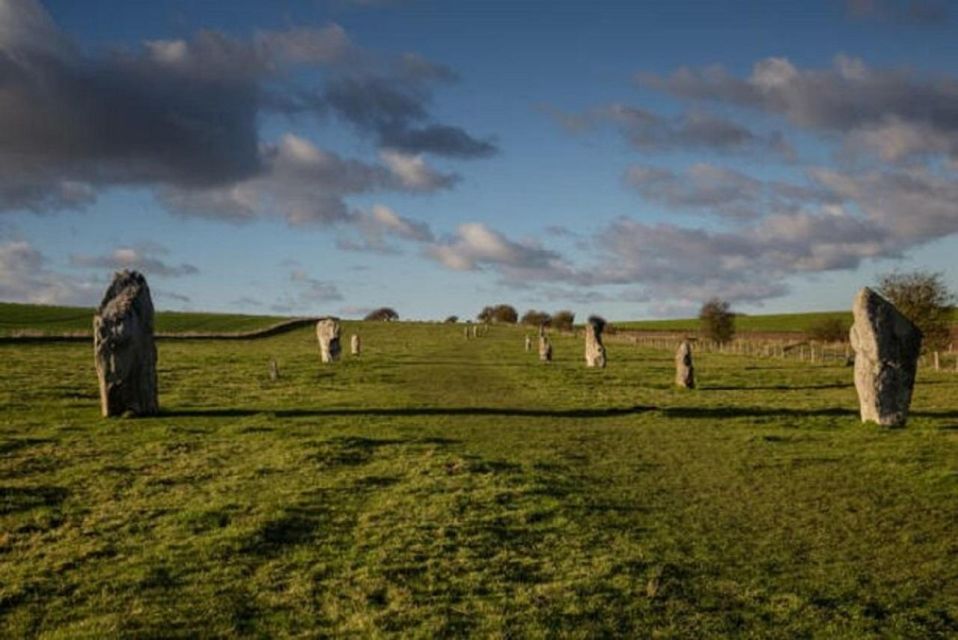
[521, 310, 551, 327]
[552, 310, 575, 332]
[364, 307, 399, 322]
[807, 317, 848, 343]
[699, 298, 735, 344]
[877, 270, 955, 352]
[444, 315, 458, 323]
[478, 304, 518, 324]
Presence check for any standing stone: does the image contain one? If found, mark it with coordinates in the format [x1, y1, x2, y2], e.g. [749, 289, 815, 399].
[539, 335, 552, 362]
[269, 359, 280, 381]
[316, 318, 342, 363]
[584, 316, 607, 368]
[464, 326, 470, 339]
[850, 288, 922, 426]
[351, 334, 361, 356]
[93, 270, 158, 417]
[675, 341, 695, 389]
[524, 335, 532, 352]
[471, 325, 478, 338]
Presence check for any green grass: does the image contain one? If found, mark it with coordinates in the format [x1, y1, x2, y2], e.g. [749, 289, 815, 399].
[616, 309, 958, 333]
[0, 302, 289, 336]
[2, 322, 958, 637]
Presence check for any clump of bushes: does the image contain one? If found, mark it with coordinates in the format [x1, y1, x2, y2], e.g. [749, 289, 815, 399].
[364, 307, 399, 322]
[699, 298, 735, 344]
[443, 315, 458, 323]
[551, 310, 575, 332]
[478, 304, 518, 324]
[521, 310, 551, 327]
[877, 270, 955, 352]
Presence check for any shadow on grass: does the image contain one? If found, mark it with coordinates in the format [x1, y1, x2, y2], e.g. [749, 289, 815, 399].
[662, 406, 858, 419]
[701, 383, 852, 391]
[161, 405, 659, 420]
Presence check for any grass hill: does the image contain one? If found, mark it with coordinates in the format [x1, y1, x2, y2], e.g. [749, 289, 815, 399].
[0, 302, 290, 336]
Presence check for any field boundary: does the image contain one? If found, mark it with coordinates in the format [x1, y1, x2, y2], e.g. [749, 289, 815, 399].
[0, 317, 320, 343]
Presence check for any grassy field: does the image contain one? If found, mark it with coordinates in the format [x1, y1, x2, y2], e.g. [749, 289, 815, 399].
[0, 302, 289, 336]
[615, 309, 958, 333]
[2, 321, 957, 637]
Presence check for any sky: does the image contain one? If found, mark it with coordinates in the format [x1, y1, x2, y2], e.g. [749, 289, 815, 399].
[1, 0, 957, 321]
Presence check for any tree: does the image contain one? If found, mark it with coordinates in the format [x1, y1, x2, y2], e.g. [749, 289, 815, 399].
[877, 270, 955, 352]
[699, 298, 735, 344]
[552, 310, 575, 332]
[478, 304, 518, 324]
[364, 307, 399, 322]
[443, 315, 458, 323]
[521, 310, 551, 327]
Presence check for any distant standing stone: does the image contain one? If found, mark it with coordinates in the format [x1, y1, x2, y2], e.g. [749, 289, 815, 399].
[584, 316, 607, 368]
[539, 335, 552, 362]
[351, 334, 361, 356]
[93, 270, 158, 417]
[525, 335, 532, 352]
[675, 341, 695, 389]
[316, 318, 342, 363]
[269, 359, 280, 381]
[850, 287, 922, 426]
[471, 325, 478, 338]
[464, 326, 470, 339]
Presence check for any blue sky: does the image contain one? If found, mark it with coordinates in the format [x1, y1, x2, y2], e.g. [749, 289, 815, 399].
[1, 0, 957, 320]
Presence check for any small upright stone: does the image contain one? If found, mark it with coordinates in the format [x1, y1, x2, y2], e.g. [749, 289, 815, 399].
[524, 335, 532, 352]
[351, 334, 361, 356]
[269, 359, 280, 381]
[539, 335, 552, 362]
[93, 270, 158, 417]
[675, 341, 695, 389]
[316, 318, 342, 363]
[471, 325, 479, 338]
[850, 288, 922, 426]
[584, 316, 607, 368]
[464, 326, 470, 339]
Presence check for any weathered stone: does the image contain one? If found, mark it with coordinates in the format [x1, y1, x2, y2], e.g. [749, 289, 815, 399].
[584, 316, 606, 368]
[675, 341, 695, 389]
[316, 318, 342, 363]
[93, 270, 158, 417]
[464, 326, 470, 338]
[351, 334, 361, 356]
[269, 359, 280, 381]
[539, 335, 552, 362]
[525, 335, 532, 352]
[850, 287, 922, 426]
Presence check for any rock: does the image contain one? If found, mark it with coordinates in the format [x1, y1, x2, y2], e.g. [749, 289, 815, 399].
[316, 318, 342, 363]
[584, 316, 606, 368]
[675, 341, 695, 389]
[464, 327, 470, 339]
[525, 335, 532, 352]
[471, 325, 478, 338]
[269, 359, 280, 381]
[93, 270, 158, 417]
[351, 334, 361, 356]
[850, 287, 922, 426]
[539, 335, 552, 362]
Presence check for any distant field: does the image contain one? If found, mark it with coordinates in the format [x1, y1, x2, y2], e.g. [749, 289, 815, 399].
[1, 321, 957, 636]
[616, 309, 958, 333]
[0, 302, 289, 336]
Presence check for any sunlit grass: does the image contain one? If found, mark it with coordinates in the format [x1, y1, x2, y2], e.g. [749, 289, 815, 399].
[2, 322, 957, 637]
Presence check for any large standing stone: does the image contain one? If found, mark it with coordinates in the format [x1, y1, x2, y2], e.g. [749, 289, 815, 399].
[675, 341, 695, 389]
[351, 334, 361, 356]
[316, 318, 342, 363]
[850, 287, 922, 426]
[93, 270, 158, 417]
[584, 316, 607, 368]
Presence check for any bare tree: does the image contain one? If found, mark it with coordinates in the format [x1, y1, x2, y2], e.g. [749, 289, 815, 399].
[699, 298, 735, 344]
[877, 270, 955, 352]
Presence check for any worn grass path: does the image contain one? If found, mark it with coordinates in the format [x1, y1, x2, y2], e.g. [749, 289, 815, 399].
[1, 322, 957, 638]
